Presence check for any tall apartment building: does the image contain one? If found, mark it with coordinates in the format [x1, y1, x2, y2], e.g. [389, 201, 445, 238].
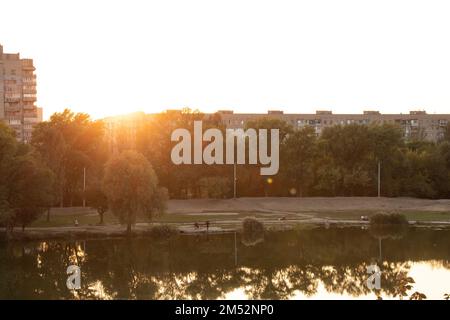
[0, 44, 42, 143]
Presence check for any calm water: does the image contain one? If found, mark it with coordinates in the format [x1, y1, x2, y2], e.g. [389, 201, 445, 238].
[0, 227, 449, 300]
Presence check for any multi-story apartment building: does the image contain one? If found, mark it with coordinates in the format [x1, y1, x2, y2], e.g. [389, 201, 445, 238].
[103, 109, 450, 153]
[216, 110, 450, 142]
[0, 44, 42, 143]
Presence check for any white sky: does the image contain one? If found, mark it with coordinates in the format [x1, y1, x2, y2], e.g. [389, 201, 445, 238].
[1, 0, 450, 120]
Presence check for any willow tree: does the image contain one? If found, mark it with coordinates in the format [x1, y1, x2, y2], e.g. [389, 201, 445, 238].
[102, 150, 158, 235]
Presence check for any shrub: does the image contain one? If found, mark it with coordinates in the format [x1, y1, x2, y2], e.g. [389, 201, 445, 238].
[369, 212, 408, 240]
[198, 177, 231, 198]
[147, 224, 178, 239]
[152, 187, 169, 216]
[241, 217, 265, 246]
[370, 212, 408, 226]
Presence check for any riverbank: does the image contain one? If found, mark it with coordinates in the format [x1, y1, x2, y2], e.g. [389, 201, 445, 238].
[1, 197, 449, 241]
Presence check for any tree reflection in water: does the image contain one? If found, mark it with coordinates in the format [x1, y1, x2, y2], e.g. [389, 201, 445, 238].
[0, 227, 449, 299]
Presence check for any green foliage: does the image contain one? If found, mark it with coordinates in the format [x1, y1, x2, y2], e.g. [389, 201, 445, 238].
[146, 224, 178, 239]
[0, 123, 17, 208]
[241, 217, 265, 246]
[21, 111, 450, 201]
[281, 126, 317, 196]
[409, 291, 427, 300]
[151, 187, 169, 216]
[86, 183, 108, 224]
[32, 109, 106, 207]
[119, 111, 450, 199]
[102, 150, 159, 234]
[0, 123, 54, 231]
[369, 212, 409, 240]
[198, 176, 231, 198]
[8, 153, 55, 230]
[370, 212, 408, 225]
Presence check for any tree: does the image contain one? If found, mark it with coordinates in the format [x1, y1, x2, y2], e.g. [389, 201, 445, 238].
[241, 217, 265, 246]
[281, 126, 317, 197]
[0, 124, 54, 231]
[32, 109, 106, 207]
[240, 118, 293, 196]
[86, 183, 108, 224]
[0, 123, 17, 227]
[151, 187, 169, 216]
[444, 123, 450, 142]
[318, 124, 373, 195]
[8, 151, 55, 231]
[0, 124, 17, 233]
[102, 150, 159, 234]
[198, 177, 231, 198]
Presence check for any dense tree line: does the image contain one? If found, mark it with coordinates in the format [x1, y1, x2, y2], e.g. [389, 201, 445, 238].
[1, 110, 170, 232]
[130, 109, 450, 199]
[0, 123, 54, 231]
[2, 108, 450, 229]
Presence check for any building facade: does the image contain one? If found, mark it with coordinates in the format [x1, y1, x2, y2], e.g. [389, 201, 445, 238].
[0, 44, 42, 143]
[103, 109, 450, 154]
[215, 110, 450, 142]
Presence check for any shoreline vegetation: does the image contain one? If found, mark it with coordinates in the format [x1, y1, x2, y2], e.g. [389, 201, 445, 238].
[2, 109, 450, 239]
[1, 197, 449, 241]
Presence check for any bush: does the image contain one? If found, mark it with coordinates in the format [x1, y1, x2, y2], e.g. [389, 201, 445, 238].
[147, 224, 178, 239]
[370, 212, 408, 226]
[369, 212, 408, 240]
[198, 177, 231, 198]
[241, 217, 265, 246]
[152, 187, 169, 215]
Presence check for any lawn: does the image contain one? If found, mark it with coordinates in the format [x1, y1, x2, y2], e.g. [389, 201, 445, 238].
[28, 207, 450, 229]
[313, 210, 450, 222]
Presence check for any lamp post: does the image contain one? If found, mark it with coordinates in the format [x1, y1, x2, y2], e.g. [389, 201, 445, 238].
[83, 167, 86, 207]
[234, 231, 238, 266]
[233, 162, 237, 198]
[377, 161, 381, 198]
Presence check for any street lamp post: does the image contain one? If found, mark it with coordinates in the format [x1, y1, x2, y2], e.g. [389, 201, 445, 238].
[377, 161, 381, 198]
[233, 162, 237, 198]
[83, 167, 86, 207]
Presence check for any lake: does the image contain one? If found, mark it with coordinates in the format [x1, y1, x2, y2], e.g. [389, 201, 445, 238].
[0, 226, 449, 300]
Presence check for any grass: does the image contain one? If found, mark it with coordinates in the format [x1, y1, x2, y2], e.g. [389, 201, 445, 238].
[28, 207, 450, 229]
[313, 210, 450, 222]
[29, 211, 257, 228]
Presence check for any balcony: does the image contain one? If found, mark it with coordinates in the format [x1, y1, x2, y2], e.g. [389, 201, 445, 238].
[23, 104, 36, 110]
[22, 79, 36, 85]
[4, 94, 21, 102]
[21, 59, 35, 71]
[23, 93, 37, 102]
[23, 88, 37, 94]
[8, 119, 22, 126]
[5, 105, 21, 112]
[439, 120, 448, 127]
[24, 117, 40, 123]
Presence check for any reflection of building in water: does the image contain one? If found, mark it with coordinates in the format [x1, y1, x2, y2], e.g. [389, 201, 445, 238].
[0, 44, 43, 143]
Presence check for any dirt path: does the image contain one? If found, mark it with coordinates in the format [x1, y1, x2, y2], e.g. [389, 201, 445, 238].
[167, 197, 450, 214]
[2, 197, 450, 241]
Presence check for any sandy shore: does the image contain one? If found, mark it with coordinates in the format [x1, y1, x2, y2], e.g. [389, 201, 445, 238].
[167, 197, 450, 214]
[1, 197, 449, 241]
